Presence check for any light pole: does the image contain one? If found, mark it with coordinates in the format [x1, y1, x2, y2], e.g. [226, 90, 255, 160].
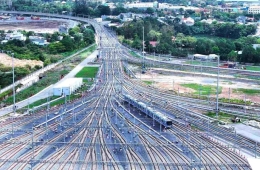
[216, 55, 219, 118]
[142, 26, 145, 74]
[11, 52, 15, 108]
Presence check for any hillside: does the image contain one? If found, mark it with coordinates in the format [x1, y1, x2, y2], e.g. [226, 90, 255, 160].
[0, 53, 43, 68]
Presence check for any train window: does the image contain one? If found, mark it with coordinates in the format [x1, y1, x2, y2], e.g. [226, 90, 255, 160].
[166, 121, 173, 125]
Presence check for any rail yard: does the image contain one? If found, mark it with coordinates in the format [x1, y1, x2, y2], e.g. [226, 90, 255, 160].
[0, 11, 259, 169]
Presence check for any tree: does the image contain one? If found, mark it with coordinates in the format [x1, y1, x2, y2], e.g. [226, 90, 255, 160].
[146, 7, 154, 15]
[215, 39, 236, 60]
[212, 46, 220, 54]
[227, 50, 237, 62]
[179, 8, 184, 14]
[60, 36, 75, 51]
[132, 34, 142, 50]
[240, 46, 259, 63]
[83, 28, 95, 45]
[148, 30, 161, 41]
[112, 7, 127, 15]
[195, 38, 214, 55]
[97, 5, 111, 16]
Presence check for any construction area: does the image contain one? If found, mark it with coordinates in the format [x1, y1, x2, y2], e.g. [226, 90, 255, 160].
[0, 17, 77, 33]
[0, 53, 43, 68]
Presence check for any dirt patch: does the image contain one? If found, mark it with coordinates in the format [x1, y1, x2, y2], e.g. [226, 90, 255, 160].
[136, 69, 260, 104]
[154, 82, 196, 94]
[0, 20, 67, 33]
[0, 53, 43, 68]
[219, 87, 260, 102]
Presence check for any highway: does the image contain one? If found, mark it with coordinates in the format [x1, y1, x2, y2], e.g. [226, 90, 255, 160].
[0, 11, 256, 169]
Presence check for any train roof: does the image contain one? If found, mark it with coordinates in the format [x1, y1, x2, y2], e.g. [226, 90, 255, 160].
[124, 94, 171, 121]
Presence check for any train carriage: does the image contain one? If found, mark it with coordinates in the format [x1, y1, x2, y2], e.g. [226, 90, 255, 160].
[124, 94, 172, 128]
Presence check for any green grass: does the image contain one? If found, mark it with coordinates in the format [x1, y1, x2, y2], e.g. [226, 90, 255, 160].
[219, 98, 252, 105]
[75, 67, 99, 78]
[233, 88, 260, 95]
[0, 89, 12, 101]
[20, 81, 94, 111]
[129, 51, 141, 58]
[60, 44, 96, 57]
[26, 96, 60, 109]
[3, 45, 97, 106]
[206, 111, 245, 124]
[181, 83, 222, 95]
[61, 49, 79, 57]
[143, 81, 152, 85]
[78, 45, 96, 56]
[244, 66, 260, 71]
[4, 69, 70, 105]
[206, 111, 233, 123]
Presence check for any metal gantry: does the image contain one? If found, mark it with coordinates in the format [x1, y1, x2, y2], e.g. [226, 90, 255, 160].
[0, 11, 257, 170]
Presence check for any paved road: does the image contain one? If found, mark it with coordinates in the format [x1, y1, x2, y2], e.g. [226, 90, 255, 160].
[0, 50, 98, 116]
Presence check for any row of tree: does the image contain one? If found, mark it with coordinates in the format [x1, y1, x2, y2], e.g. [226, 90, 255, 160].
[171, 21, 256, 39]
[116, 17, 260, 63]
[0, 0, 73, 14]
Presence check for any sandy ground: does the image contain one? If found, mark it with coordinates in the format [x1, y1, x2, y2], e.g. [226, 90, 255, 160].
[0, 20, 67, 33]
[0, 53, 43, 68]
[136, 69, 260, 103]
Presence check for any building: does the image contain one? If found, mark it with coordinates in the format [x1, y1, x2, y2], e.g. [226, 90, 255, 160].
[158, 3, 199, 11]
[59, 25, 68, 34]
[118, 13, 134, 22]
[103, 2, 116, 9]
[193, 54, 218, 60]
[200, 19, 217, 24]
[216, 0, 259, 2]
[248, 6, 260, 14]
[217, 7, 242, 13]
[53, 78, 83, 96]
[1, 40, 8, 44]
[149, 41, 158, 47]
[182, 17, 195, 26]
[236, 16, 247, 23]
[29, 36, 48, 46]
[94, 18, 102, 22]
[252, 44, 260, 49]
[5, 31, 26, 41]
[124, 1, 158, 9]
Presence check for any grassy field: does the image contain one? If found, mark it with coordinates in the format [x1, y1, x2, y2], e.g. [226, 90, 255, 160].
[21, 81, 93, 110]
[4, 69, 70, 105]
[206, 111, 246, 123]
[75, 67, 99, 78]
[181, 83, 222, 95]
[26, 96, 60, 109]
[129, 51, 141, 58]
[206, 111, 233, 123]
[3, 45, 96, 106]
[78, 45, 96, 56]
[233, 88, 260, 95]
[143, 80, 152, 85]
[244, 66, 260, 71]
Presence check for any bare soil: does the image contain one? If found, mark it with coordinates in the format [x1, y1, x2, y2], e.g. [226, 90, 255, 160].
[0, 53, 43, 68]
[136, 69, 260, 104]
[0, 20, 67, 33]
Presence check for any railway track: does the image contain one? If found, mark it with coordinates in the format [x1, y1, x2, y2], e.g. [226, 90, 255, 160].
[0, 11, 254, 169]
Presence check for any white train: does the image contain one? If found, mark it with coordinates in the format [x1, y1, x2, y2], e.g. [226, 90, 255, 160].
[123, 94, 172, 128]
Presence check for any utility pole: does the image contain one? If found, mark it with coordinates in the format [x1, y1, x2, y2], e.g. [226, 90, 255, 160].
[11, 52, 15, 138]
[142, 26, 145, 74]
[216, 55, 219, 118]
